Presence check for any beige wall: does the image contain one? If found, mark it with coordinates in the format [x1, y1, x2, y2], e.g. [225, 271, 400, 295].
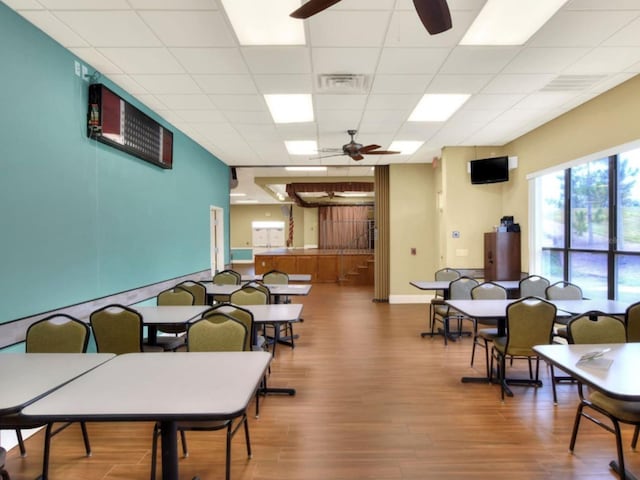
[230, 204, 305, 248]
[303, 208, 318, 248]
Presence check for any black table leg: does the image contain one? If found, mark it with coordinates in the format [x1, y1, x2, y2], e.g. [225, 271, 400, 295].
[160, 420, 179, 480]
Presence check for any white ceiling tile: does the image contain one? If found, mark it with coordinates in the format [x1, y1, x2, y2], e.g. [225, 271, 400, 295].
[69, 48, 123, 75]
[38, 0, 131, 8]
[564, 0, 640, 10]
[53, 11, 162, 47]
[482, 74, 557, 94]
[139, 11, 235, 47]
[462, 94, 527, 111]
[19, 10, 88, 47]
[315, 94, 368, 110]
[253, 74, 312, 94]
[588, 72, 638, 94]
[133, 94, 168, 112]
[563, 47, 640, 75]
[394, 122, 441, 138]
[171, 48, 248, 74]
[242, 47, 311, 74]
[529, 11, 635, 47]
[426, 74, 492, 93]
[503, 48, 590, 74]
[131, 74, 203, 94]
[193, 74, 259, 94]
[309, 11, 390, 47]
[366, 94, 420, 111]
[3, 0, 44, 9]
[209, 94, 266, 111]
[376, 48, 450, 74]
[370, 74, 433, 94]
[154, 94, 215, 109]
[316, 110, 363, 130]
[275, 124, 318, 138]
[107, 74, 146, 94]
[604, 16, 640, 46]
[224, 110, 273, 124]
[235, 125, 279, 141]
[128, 0, 218, 9]
[176, 109, 227, 123]
[98, 48, 185, 74]
[311, 48, 381, 75]
[333, 0, 396, 10]
[384, 10, 476, 48]
[439, 47, 521, 74]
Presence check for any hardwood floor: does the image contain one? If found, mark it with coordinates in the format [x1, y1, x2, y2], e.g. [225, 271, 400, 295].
[5, 283, 638, 479]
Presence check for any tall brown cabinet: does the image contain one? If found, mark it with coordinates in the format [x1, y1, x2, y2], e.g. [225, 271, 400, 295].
[484, 231, 521, 281]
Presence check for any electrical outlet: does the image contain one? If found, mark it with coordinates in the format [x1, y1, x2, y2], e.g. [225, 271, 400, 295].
[81, 65, 89, 82]
[74, 61, 81, 77]
[452, 231, 460, 238]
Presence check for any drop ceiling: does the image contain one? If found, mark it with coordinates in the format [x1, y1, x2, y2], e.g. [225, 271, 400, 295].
[5, 0, 640, 204]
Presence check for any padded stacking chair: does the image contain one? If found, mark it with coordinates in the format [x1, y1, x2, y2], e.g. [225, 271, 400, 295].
[2, 314, 92, 480]
[470, 282, 507, 377]
[211, 270, 242, 304]
[565, 311, 638, 477]
[431, 276, 478, 345]
[175, 280, 207, 306]
[421, 267, 460, 338]
[545, 281, 583, 340]
[150, 314, 249, 480]
[518, 274, 549, 298]
[261, 270, 297, 347]
[230, 285, 269, 306]
[150, 288, 195, 351]
[90, 304, 163, 354]
[490, 297, 556, 401]
[625, 301, 640, 342]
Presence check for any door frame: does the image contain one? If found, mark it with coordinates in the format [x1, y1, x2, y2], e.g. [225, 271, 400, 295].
[210, 206, 225, 274]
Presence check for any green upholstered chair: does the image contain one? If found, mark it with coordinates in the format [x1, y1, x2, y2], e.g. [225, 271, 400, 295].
[545, 280, 583, 339]
[211, 270, 242, 304]
[565, 311, 638, 478]
[491, 297, 556, 401]
[90, 304, 162, 355]
[150, 314, 249, 480]
[5, 314, 91, 480]
[175, 280, 207, 306]
[518, 274, 549, 298]
[422, 268, 461, 339]
[230, 285, 269, 306]
[150, 287, 195, 351]
[625, 301, 640, 342]
[469, 281, 507, 377]
[431, 276, 478, 345]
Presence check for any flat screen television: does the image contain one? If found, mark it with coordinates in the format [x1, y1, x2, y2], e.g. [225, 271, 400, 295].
[470, 156, 509, 184]
[87, 83, 173, 169]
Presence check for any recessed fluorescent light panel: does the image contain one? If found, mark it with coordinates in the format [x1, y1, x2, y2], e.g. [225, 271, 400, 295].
[460, 0, 568, 46]
[221, 0, 306, 45]
[389, 141, 424, 155]
[235, 199, 259, 204]
[285, 166, 327, 172]
[230, 193, 246, 197]
[285, 140, 318, 155]
[264, 94, 314, 123]
[408, 94, 470, 122]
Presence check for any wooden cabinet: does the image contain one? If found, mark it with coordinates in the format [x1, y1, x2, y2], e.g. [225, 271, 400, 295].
[484, 232, 521, 281]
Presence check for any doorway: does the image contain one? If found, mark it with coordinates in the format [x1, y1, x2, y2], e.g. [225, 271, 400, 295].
[210, 206, 225, 274]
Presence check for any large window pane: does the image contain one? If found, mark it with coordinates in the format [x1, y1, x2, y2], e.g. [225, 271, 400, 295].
[541, 249, 564, 283]
[540, 171, 564, 248]
[569, 252, 607, 299]
[570, 159, 609, 249]
[617, 148, 640, 252]
[616, 255, 640, 302]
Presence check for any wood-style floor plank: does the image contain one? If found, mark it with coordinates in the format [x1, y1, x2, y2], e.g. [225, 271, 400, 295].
[4, 282, 638, 479]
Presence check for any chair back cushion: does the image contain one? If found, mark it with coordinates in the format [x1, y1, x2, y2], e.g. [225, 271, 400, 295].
[203, 305, 254, 351]
[626, 301, 640, 342]
[262, 270, 289, 285]
[213, 270, 241, 285]
[505, 297, 556, 356]
[519, 275, 550, 298]
[26, 314, 89, 353]
[230, 286, 269, 305]
[471, 282, 507, 300]
[568, 311, 626, 344]
[90, 305, 143, 354]
[545, 281, 582, 300]
[449, 276, 479, 300]
[187, 315, 247, 352]
[157, 288, 194, 306]
[176, 281, 207, 305]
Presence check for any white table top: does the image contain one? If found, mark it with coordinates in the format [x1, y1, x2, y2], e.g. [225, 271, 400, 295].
[134, 305, 210, 325]
[0, 353, 115, 414]
[445, 299, 516, 319]
[550, 299, 631, 315]
[205, 283, 312, 296]
[236, 304, 303, 324]
[534, 343, 640, 401]
[242, 274, 311, 282]
[23, 352, 271, 420]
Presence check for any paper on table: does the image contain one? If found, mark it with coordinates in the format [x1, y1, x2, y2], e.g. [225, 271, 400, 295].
[576, 349, 613, 370]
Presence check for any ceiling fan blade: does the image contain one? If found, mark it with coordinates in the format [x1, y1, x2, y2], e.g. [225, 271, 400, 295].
[414, 0, 452, 35]
[364, 150, 401, 155]
[290, 0, 343, 19]
[359, 144, 382, 154]
[350, 153, 364, 161]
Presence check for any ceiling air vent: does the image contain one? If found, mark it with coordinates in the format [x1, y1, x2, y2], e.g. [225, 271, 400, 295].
[540, 75, 607, 92]
[317, 74, 370, 93]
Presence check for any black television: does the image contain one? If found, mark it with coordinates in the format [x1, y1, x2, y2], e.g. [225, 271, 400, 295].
[470, 156, 509, 184]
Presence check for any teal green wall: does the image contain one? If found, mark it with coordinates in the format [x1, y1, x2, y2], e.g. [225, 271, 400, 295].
[0, 3, 230, 323]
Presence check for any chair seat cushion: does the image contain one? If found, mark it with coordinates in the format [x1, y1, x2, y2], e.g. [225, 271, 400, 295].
[494, 336, 535, 356]
[590, 392, 640, 423]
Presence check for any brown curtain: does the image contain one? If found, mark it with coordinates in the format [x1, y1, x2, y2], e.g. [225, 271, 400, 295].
[318, 206, 371, 249]
[374, 165, 389, 302]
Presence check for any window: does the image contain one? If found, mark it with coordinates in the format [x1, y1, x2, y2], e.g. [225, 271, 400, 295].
[534, 146, 640, 300]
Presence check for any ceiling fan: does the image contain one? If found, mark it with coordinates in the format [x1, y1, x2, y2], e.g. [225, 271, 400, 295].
[317, 130, 400, 161]
[290, 0, 452, 35]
